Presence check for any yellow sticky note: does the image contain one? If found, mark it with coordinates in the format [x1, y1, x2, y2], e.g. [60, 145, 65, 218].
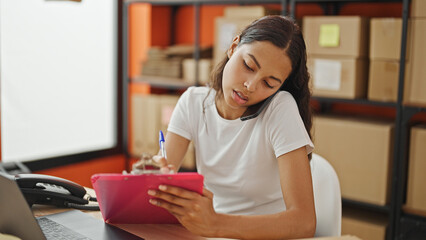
[319, 24, 340, 47]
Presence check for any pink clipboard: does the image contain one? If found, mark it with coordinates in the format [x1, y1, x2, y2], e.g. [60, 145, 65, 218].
[91, 173, 204, 224]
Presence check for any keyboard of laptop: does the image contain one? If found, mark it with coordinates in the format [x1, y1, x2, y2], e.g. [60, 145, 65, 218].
[37, 217, 90, 240]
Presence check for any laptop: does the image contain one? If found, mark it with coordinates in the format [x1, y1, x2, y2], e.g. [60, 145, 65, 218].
[0, 173, 143, 240]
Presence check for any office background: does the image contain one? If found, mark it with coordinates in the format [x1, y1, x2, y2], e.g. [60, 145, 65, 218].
[1, 0, 426, 239]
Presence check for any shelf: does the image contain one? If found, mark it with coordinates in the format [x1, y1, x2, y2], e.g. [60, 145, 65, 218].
[122, 1, 414, 240]
[342, 198, 390, 214]
[404, 105, 426, 113]
[312, 96, 398, 108]
[131, 75, 193, 90]
[123, 0, 403, 8]
[400, 214, 426, 239]
[124, 0, 401, 3]
[292, 0, 402, 2]
[124, 0, 287, 5]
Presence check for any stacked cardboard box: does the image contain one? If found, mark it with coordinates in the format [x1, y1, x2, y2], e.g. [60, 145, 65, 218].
[182, 58, 212, 86]
[368, 18, 404, 102]
[313, 115, 394, 205]
[142, 47, 183, 78]
[405, 125, 426, 216]
[342, 208, 387, 240]
[410, 0, 426, 18]
[403, 0, 426, 106]
[132, 94, 161, 155]
[142, 45, 212, 80]
[213, 6, 280, 66]
[303, 16, 369, 99]
[368, 0, 426, 106]
[131, 94, 196, 170]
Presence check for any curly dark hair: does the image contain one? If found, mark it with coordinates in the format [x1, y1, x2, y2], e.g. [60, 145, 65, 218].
[208, 15, 312, 157]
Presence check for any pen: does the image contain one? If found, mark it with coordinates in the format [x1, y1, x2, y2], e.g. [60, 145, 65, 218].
[159, 130, 167, 159]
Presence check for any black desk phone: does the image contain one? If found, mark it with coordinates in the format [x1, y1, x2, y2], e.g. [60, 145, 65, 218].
[5, 173, 98, 210]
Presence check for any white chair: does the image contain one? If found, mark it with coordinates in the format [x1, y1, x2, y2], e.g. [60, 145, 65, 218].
[310, 153, 342, 237]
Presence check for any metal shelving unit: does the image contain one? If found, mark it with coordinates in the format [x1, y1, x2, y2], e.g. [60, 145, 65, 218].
[132, 75, 193, 90]
[393, 106, 426, 240]
[122, 1, 426, 239]
[312, 96, 398, 108]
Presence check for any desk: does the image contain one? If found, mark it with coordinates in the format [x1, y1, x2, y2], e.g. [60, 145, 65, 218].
[33, 205, 211, 239]
[32, 188, 215, 240]
[32, 189, 359, 240]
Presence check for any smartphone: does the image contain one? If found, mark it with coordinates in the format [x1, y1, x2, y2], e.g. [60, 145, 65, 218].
[240, 90, 279, 121]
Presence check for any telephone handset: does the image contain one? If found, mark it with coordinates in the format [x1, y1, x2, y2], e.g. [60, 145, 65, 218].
[12, 173, 98, 210]
[240, 90, 279, 121]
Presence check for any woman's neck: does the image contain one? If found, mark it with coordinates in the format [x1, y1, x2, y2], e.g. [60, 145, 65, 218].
[215, 97, 246, 120]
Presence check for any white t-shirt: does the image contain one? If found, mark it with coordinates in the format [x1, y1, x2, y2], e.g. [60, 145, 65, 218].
[168, 86, 314, 215]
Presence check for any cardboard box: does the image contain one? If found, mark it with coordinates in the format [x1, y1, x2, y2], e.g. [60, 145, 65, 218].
[368, 60, 400, 102]
[307, 56, 368, 99]
[313, 116, 394, 205]
[131, 94, 160, 156]
[132, 94, 196, 170]
[342, 209, 387, 240]
[303, 16, 369, 57]
[224, 6, 280, 19]
[404, 19, 426, 106]
[411, 0, 426, 18]
[405, 125, 426, 214]
[182, 58, 212, 86]
[214, 17, 258, 66]
[370, 18, 403, 60]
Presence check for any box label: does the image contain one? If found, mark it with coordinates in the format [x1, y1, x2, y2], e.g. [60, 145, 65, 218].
[319, 24, 340, 47]
[313, 59, 342, 90]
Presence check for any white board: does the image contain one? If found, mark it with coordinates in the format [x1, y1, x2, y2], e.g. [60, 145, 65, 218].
[0, 0, 117, 162]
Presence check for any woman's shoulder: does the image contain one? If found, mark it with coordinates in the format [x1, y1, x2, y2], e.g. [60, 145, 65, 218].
[182, 86, 211, 97]
[271, 91, 297, 107]
[262, 90, 299, 118]
[181, 86, 214, 102]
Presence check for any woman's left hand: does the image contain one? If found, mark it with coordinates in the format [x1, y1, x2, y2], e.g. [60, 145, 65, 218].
[148, 186, 219, 237]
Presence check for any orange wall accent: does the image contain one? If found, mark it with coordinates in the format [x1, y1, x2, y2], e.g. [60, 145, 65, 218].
[412, 112, 426, 123]
[175, 6, 195, 45]
[339, 3, 402, 17]
[129, 4, 151, 79]
[200, 5, 227, 47]
[174, 5, 228, 46]
[35, 155, 126, 188]
[332, 103, 396, 120]
[151, 6, 172, 47]
[295, 3, 324, 18]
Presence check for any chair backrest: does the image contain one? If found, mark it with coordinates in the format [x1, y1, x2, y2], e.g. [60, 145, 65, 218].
[310, 153, 342, 237]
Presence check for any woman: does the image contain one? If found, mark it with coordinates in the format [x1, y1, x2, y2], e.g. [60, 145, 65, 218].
[147, 15, 316, 239]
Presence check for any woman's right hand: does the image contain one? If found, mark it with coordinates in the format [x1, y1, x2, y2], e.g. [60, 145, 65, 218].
[152, 155, 176, 173]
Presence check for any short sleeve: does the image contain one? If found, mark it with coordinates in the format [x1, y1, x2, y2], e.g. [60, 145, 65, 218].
[167, 87, 193, 141]
[265, 92, 314, 158]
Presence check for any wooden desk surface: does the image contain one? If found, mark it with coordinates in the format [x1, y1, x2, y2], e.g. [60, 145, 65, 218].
[33, 204, 217, 240]
[32, 189, 359, 240]
[32, 188, 228, 240]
